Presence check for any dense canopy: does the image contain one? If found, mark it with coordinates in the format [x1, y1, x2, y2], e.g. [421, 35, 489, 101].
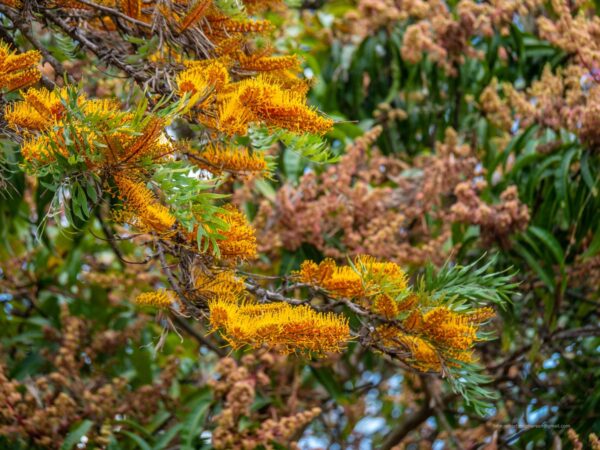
[0, 0, 599, 449]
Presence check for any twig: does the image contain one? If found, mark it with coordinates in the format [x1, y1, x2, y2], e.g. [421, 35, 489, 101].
[172, 315, 226, 356]
[71, 0, 153, 29]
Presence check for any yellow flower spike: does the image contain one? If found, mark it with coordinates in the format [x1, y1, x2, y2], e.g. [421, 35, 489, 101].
[354, 255, 408, 294]
[192, 144, 267, 175]
[372, 294, 399, 319]
[262, 71, 311, 95]
[5, 87, 74, 131]
[143, 204, 178, 232]
[177, 61, 230, 98]
[421, 306, 477, 351]
[215, 17, 274, 33]
[295, 255, 408, 301]
[238, 54, 300, 73]
[207, 298, 238, 331]
[207, 299, 351, 355]
[135, 289, 176, 309]
[214, 205, 257, 261]
[20, 134, 55, 163]
[376, 325, 441, 372]
[120, 0, 141, 19]
[234, 75, 333, 134]
[213, 94, 253, 136]
[399, 334, 441, 371]
[178, 0, 212, 31]
[0, 42, 41, 92]
[22, 87, 69, 120]
[294, 258, 363, 298]
[194, 270, 246, 303]
[81, 98, 123, 119]
[119, 117, 167, 164]
[215, 36, 245, 56]
[20, 129, 73, 164]
[234, 302, 289, 317]
[466, 306, 496, 324]
[113, 174, 176, 233]
[4, 102, 49, 131]
[322, 266, 364, 298]
[0, 68, 41, 92]
[295, 259, 335, 285]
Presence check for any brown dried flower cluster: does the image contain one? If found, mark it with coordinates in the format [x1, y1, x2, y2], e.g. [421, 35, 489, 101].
[0, 304, 174, 449]
[481, 63, 600, 149]
[253, 127, 528, 266]
[210, 355, 321, 450]
[343, 0, 544, 75]
[452, 184, 530, 248]
[538, 0, 600, 70]
[567, 427, 600, 450]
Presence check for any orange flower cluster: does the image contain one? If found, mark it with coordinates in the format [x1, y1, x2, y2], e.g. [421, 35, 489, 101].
[179, 63, 331, 136]
[5, 87, 69, 131]
[295, 255, 408, 302]
[295, 255, 495, 371]
[135, 289, 176, 309]
[295, 255, 415, 320]
[5, 87, 171, 166]
[0, 42, 40, 91]
[113, 175, 176, 234]
[3, 81, 180, 235]
[191, 143, 268, 176]
[194, 269, 246, 303]
[208, 299, 351, 355]
[377, 305, 495, 371]
[213, 205, 258, 261]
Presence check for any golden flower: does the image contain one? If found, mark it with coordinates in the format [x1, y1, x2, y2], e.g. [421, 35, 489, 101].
[208, 299, 351, 355]
[421, 306, 477, 351]
[234, 75, 333, 134]
[214, 17, 274, 33]
[466, 306, 495, 324]
[294, 258, 362, 297]
[113, 174, 176, 233]
[213, 93, 253, 136]
[375, 325, 441, 371]
[4, 87, 69, 131]
[215, 36, 245, 56]
[178, 0, 212, 31]
[238, 53, 300, 73]
[399, 334, 441, 371]
[135, 289, 175, 309]
[194, 270, 245, 303]
[177, 60, 230, 100]
[294, 255, 408, 302]
[0, 42, 41, 92]
[192, 144, 267, 175]
[372, 294, 399, 319]
[214, 205, 257, 260]
[295, 259, 335, 285]
[354, 255, 408, 295]
[322, 266, 364, 298]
